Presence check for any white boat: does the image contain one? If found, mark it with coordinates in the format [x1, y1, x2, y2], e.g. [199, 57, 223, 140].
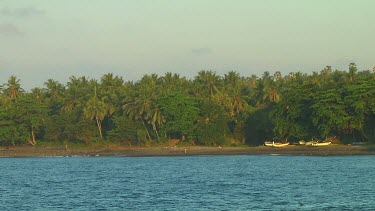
[273, 142, 290, 147]
[311, 142, 331, 146]
[264, 141, 289, 147]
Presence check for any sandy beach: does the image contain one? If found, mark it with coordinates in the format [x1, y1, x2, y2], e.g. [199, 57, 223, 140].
[1, 145, 375, 157]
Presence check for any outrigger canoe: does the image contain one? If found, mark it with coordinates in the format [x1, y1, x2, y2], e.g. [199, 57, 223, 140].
[264, 141, 290, 147]
[312, 142, 331, 146]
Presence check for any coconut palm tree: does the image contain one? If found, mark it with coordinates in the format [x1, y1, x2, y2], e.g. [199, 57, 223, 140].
[222, 71, 248, 116]
[255, 79, 265, 107]
[4, 76, 23, 102]
[150, 106, 165, 141]
[274, 71, 282, 81]
[161, 72, 184, 94]
[263, 79, 281, 104]
[231, 91, 248, 115]
[348, 63, 357, 82]
[195, 70, 222, 97]
[310, 71, 321, 87]
[31, 88, 44, 105]
[161, 72, 174, 94]
[63, 77, 82, 112]
[262, 71, 271, 81]
[44, 79, 64, 107]
[224, 71, 241, 87]
[101, 73, 115, 89]
[83, 86, 107, 140]
[100, 73, 125, 115]
[123, 98, 153, 142]
[122, 82, 155, 142]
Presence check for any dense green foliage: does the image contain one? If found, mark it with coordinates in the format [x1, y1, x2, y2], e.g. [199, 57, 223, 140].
[1, 64, 374, 146]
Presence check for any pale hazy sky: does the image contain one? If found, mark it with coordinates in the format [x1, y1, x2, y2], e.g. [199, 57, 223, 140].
[1, 0, 374, 89]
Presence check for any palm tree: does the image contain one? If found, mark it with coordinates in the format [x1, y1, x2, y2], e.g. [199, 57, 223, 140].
[161, 72, 174, 94]
[224, 71, 240, 87]
[63, 76, 91, 112]
[321, 65, 332, 76]
[294, 71, 305, 85]
[122, 82, 155, 142]
[348, 63, 357, 82]
[31, 88, 44, 105]
[150, 106, 165, 141]
[44, 79, 64, 106]
[231, 91, 248, 115]
[255, 79, 265, 107]
[4, 76, 23, 102]
[223, 71, 248, 116]
[101, 73, 124, 114]
[310, 71, 321, 87]
[195, 70, 222, 97]
[274, 71, 282, 81]
[249, 74, 258, 89]
[101, 73, 115, 89]
[83, 86, 107, 140]
[262, 71, 271, 81]
[263, 79, 281, 104]
[288, 72, 295, 80]
[320, 66, 332, 84]
[123, 99, 153, 142]
[161, 72, 183, 94]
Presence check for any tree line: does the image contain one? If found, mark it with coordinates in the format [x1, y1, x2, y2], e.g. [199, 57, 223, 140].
[0, 63, 374, 147]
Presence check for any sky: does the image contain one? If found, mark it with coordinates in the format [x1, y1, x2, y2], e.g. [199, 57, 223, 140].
[1, 0, 374, 90]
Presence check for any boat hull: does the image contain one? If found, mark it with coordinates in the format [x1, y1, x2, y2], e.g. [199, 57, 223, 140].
[273, 143, 290, 147]
[312, 142, 331, 146]
[264, 141, 289, 147]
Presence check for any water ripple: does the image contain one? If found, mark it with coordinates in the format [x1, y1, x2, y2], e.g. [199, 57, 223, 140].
[0, 156, 374, 210]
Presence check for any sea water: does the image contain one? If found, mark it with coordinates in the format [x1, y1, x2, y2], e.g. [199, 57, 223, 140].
[0, 155, 374, 210]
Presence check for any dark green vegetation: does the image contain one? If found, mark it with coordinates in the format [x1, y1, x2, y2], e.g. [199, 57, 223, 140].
[1, 64, 374, 147]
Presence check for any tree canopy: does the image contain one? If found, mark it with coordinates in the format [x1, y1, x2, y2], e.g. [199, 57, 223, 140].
[0, 64, 374, 147]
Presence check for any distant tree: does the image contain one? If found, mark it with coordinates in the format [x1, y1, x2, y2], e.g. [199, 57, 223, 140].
[4, 76, 23, 102]
[83, 86, 107, 141]
[270, 84, 315, 141]
[157, 92, 199, 140]
[195, 70, 222, 97]
[194, 100, 229, 146]
[347, 63, 357, 83]
[311, 88, 349, 139]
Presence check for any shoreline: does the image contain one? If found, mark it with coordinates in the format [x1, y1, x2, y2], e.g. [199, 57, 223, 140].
[1, 145, 375, 157]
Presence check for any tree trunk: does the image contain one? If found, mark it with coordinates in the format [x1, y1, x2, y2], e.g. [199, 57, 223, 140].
[152, 123, 160, 141]
[139, 115, 152, 141]
[29, 129, 37, 146]
[96, 118, 103, 141]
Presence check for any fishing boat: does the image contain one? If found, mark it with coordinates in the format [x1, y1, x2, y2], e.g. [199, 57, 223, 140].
[264, 141, 289, 147]
[273, 142, 290, 147]
[312, 142, 331, 146]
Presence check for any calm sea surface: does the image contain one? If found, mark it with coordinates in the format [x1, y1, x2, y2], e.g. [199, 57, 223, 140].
[0, 155, 374, 210]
